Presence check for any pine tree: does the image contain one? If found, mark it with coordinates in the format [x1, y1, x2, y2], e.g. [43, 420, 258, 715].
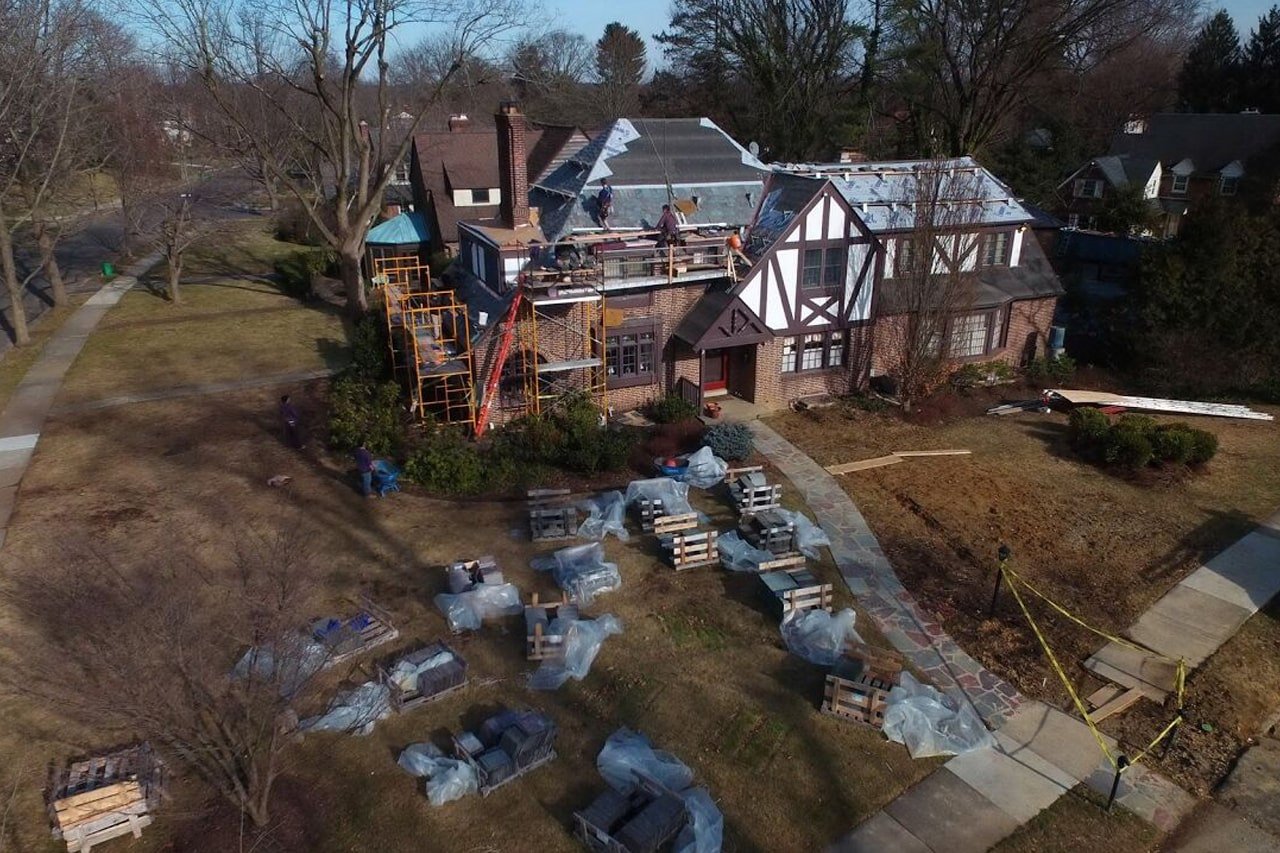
[1178, 11, 1242, 112]
[594, 23, 647, 121]
[1243, 6, 1280, 112]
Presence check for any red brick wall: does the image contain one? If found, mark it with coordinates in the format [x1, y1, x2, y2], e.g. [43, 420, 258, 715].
[753, 328, 871, 409]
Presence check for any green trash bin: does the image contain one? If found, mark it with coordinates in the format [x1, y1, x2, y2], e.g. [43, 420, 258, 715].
[101, 262, 115, 279]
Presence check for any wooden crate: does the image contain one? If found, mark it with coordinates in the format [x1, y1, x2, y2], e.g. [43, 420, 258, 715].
[741, 510, 796, 555]
[529, 489, 577, 541]
[663, 529, 720, 571]
[729, 469, 782, 515]
[635, 498, 670, 532]
[378, 641, 468, 712]
[760, 567, 832, 617]
[652, 512, 699, 537]
[821, 641, 905, 729]
[524, 593, 579, 661]
[49, 744, 164, 853]
[312, 600, 399, 667]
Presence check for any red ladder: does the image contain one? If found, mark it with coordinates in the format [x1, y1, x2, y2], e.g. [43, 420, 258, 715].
[474, 288, 524, 436]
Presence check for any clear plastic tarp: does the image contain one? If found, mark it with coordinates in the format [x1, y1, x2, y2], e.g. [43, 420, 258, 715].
[232, 636, 327, 697]
[674, 787, 724, 853]
[597, 727, 695, 793]
[529, 614, 623, 690]
[433, 583, 522, 632]
[624, 477, 694, 516]
[530, 542, 621, 604]
[683, 446, 728, 489]
[300, 681, 390, 736]
[387, 648, 456, 692]
[577, 490, 630, 542]
[882, 672, 996, 758]
[715, 529, 776, 572]
[774, 509, 831, 558]
[397, 743, 479, 806]
[780, 608, 862, 666]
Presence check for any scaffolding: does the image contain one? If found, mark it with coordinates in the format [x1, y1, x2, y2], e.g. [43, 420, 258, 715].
[372, 255, 477, 428]
[517, 288, 608, 417]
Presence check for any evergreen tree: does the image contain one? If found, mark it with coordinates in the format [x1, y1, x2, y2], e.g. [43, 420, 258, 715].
[1178, 11, 1242, 112]
[595, 23, 647, 120]
[1243, 6, 1280, 112]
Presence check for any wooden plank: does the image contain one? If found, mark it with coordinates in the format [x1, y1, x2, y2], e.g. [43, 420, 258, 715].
[54, 783, 143, 825]
[1085, 684, 1122, 709]
[1088, 686, 1145, 723]
[1046, 389, 1274, 421]
[890, 449, 972, 457]
[825, 455, 903, 475]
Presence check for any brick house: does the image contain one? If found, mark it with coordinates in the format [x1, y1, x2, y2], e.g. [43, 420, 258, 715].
[1058, 112, 1280, 237]
[436, 105, 1062, 428]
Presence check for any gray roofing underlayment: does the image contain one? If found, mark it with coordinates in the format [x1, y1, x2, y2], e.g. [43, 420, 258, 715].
[1107, 112, 1280, 172]
[773, 157, 1033, 233]
[531, 117, 769, 242]
[1092, 155, 1160, 189]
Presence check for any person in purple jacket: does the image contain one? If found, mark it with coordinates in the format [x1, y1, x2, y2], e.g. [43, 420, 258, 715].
[279, 394, 303, 449]
[354, 443, 374, 497]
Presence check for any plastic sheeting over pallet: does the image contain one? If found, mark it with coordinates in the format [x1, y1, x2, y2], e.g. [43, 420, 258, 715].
[781, 608, 862, 665]
[529, 614, 624, 690]
[882, 672, 995, 758]
[531, 542, 622, 604]
[397, 743, 479, 806]
[1044, 389, 1274, 421]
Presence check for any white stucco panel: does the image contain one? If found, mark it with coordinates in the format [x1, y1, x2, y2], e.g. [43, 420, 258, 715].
[1011, 228, 1024, 267]
[826, 201, 845, 240]
[957, 233, 979, 272]
[846, 246, 873, 322]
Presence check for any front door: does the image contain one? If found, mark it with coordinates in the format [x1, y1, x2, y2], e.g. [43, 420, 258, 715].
[703, 349, 729, 394]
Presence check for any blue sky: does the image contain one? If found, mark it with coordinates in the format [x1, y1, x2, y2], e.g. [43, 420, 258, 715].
[1222, 0, 1279, 30]
[542, 0, 666, 59]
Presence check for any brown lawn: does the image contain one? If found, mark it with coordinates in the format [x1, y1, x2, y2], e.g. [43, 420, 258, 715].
[768, 395, 1280, 793]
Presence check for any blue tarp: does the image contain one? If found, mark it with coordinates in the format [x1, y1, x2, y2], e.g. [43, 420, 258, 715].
[367, 212, 431, 246]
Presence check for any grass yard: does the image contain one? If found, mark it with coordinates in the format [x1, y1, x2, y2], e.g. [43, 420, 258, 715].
[0, 376, 939, 851]
[768, 395, 1280, 794]
[991, 786, 1162, 853]
[56, 225, 349, 406]
[0, 295, 91, 411]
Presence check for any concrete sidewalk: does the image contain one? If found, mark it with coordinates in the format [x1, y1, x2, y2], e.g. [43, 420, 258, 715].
[0, 252, 161, 549]
[746, 421, 1197, 852]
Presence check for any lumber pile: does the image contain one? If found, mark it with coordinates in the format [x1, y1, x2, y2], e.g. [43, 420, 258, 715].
[825, 449, 971, 475]
[1043, 388, 1274, 421]
[48, 744, 165, 853]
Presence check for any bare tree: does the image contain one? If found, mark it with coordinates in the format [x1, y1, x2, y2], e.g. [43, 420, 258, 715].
[152, 193, 198, 303]
[136, 0, 529, 317]
[508, 29, 595, 124]
[0, 534, 340, 828]
[393, 33, 512, 122]
[874, 161, 988, 409]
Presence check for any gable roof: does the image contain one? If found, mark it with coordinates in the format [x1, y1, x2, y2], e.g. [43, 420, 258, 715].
[1107, 113, 1280, 173]
[1092, 155, 1159, 189]
[776, 157, 1033, 233]
[748, 172, 826, 253]
[672, 287, 771, 350]
[530, 117, 770, 242]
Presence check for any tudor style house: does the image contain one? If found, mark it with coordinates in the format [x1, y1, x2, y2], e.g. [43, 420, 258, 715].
[432, 104, 1062, 426]
[1058, 111, 1280, 237]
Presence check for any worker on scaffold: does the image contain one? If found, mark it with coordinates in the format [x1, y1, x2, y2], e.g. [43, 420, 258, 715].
[596, 179, 614, 231]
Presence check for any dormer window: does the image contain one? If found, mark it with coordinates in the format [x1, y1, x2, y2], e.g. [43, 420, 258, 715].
[472, 188, 492, 204]
[1171, 174, 1189, 195]
[1220, 176, 1239, 196]
[982, 232, 1010, 266]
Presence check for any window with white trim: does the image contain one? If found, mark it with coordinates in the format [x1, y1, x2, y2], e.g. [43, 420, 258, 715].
[1220, 176, 1239, 196]
[605, 326, 656, 388]
[950, 313, 989, 358]
[982, 232, 1010, 266]
[1171, 174, 1189, 195]
[781, 330, 847, 373]
[802, 247, 846, 290]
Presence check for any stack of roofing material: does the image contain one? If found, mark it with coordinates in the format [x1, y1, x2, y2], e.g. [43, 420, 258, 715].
[379, 641, 468, 712]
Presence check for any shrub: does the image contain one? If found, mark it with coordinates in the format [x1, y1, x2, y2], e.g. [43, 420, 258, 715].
[1151, 424, 1196, 464]
[327, 375, 403, 455]
[951, 361, 1016, 388]
[1026, 355, 1077, 384]
[494, 392, 636, 476]
[402, 429, 502, 495]
[1104, 424, 1154, 469]
[273, 248, 333, 300]
[1188, 428, 1219, 465]
[646, 395, 698, 424]
[703, 422, 754, 460]
[347, 315, 390, 382]
[1067, 407, 1111, 451]
[1113, 414, 1157, 435]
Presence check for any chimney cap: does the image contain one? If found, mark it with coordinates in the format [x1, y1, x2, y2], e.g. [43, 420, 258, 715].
[499, 101, 523, 116]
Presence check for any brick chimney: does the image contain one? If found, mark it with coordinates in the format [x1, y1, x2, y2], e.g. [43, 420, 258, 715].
[448, 114, 471, 132]
[496, 102, 529, 229]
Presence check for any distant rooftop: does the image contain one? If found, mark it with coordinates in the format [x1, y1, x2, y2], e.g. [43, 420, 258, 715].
[366, 211, 431, 246]
[1108, 112, 1280, 172]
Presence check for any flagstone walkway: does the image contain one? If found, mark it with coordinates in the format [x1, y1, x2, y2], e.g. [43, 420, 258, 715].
[747, 420, 1199, 851]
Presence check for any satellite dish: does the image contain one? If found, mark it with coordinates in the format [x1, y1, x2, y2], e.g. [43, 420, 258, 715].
[748, 141, 760, 157]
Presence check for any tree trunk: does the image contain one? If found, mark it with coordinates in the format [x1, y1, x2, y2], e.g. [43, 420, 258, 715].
[338, 247, 368, 317]
[35, 222, 67, 308]
[167, 254, 183, 304]
[0, 222, 31, 347]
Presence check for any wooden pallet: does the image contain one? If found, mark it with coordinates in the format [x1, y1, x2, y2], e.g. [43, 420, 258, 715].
[529, 489, 577, 541]
[49, 744, 164, 853]
[652, 512, 699, 537]
[524, 593, 577, 661]
[760, 567, 832, 617]
[755, 554, 807, 573]
[728, 468, 782, 515]
[378, 640, 468, 712]
[663, 529, 720, 571]
[313, 601, 400, 667]
[822, 673, 895, 729]
[742, 511, 796, 555]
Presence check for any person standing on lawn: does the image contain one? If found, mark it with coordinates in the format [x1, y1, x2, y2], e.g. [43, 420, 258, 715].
[354, 443, 375, 497]
[279, 394, 303, 449]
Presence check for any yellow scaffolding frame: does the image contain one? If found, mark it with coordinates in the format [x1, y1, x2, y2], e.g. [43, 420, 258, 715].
[371, 255, 477, 428]
[516, 285, 607, 418]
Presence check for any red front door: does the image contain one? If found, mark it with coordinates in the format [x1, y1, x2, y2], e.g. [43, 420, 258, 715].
[703, 349, 729, 392]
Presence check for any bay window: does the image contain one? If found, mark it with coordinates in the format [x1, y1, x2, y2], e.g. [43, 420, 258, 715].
[781, 330, 848, 373]
[605, 325, 657, 389]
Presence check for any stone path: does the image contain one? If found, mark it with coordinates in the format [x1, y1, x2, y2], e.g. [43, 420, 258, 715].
[747, 420, 1198, 851]
[0, 252, 161, 549]
[50, 367, 340, 416]
[1086, 511, 1280, 699]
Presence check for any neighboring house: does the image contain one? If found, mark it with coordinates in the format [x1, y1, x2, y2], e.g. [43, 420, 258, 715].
[408, 114, 592, 255]
[1059, 112, 1280, 237]
[414, 104, 1063, 427]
